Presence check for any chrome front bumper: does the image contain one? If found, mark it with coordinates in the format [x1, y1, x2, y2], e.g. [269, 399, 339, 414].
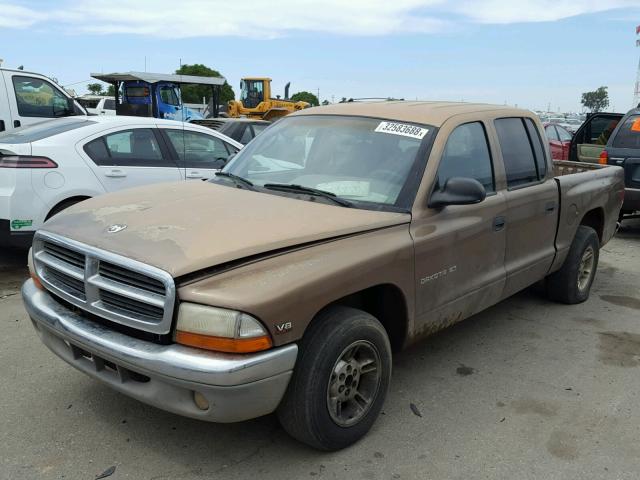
[22, 279, 298, 423]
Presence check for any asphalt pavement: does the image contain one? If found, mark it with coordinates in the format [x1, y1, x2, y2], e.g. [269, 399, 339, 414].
[1, 221, 639, 480]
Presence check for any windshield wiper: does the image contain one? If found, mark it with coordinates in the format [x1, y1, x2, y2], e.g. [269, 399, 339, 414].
[263, 183, 353, 207]
[214, 171, 256, 190]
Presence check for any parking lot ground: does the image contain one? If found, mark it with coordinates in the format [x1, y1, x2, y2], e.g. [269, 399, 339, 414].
[1, 221, 639, 480]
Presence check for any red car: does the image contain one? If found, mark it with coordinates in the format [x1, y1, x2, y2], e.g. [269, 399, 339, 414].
[543, 122, 573, 160]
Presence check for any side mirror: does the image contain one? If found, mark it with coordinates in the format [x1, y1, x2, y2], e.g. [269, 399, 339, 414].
[212, 157, 228, 169]
[429, 177, 487, 208]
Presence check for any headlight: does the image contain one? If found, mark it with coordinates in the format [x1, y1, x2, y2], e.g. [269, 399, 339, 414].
[175, 303, 272, 353]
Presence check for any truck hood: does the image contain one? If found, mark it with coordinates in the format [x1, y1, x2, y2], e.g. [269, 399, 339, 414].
[42, 181, 410, 278]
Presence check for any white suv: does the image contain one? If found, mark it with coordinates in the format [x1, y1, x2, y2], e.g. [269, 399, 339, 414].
[0, 116, 242, 247]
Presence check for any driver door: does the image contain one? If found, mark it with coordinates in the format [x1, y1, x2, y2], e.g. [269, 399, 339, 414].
[161, 128, 240, 181]
[2, 71, 73, 129]
[411, 120, 507, 332]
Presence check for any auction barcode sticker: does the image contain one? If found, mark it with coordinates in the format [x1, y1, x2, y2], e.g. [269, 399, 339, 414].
[374, 121, 428, 139]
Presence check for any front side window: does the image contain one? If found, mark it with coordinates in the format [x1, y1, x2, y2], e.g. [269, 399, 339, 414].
[557, 126, 572, 142]
[611, 115, 640, 149]
[220, 115, 431, 208]
[436, 122, 494, 193]
[165, 130, 232, 169]
[103, 99, 116, 110]
[159, 86, 180, 106]
[495, 118, 539, 188]
[84, 129, 170, 167]
[588, 116, 619, 145]
[12, 75, 72, 118]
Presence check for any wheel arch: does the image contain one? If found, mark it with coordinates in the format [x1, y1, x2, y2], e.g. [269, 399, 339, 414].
[579, 207, 604, 243]
[45, 195, 92, 221]
[313, 283, 409, 352]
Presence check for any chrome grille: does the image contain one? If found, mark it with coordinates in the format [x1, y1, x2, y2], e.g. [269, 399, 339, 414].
[33, 232, 175, 335]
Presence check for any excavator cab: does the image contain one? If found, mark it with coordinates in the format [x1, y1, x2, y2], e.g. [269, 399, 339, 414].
[228, 76, 309, 120]
[240, 78, 268, 109]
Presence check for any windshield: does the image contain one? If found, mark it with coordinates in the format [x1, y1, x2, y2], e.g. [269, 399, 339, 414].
[217, 115, 432, 209]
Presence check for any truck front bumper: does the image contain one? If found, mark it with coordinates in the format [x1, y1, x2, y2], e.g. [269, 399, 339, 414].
[22, 279, 298, 423]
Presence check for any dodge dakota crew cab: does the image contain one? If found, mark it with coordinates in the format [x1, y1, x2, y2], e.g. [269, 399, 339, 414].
[22, 102, 624, 450]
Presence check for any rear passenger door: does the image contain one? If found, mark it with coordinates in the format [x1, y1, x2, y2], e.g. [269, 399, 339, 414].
[0, 74, 10, 132]
[80, 127, 182, 192]
[494, 117, 557, 298]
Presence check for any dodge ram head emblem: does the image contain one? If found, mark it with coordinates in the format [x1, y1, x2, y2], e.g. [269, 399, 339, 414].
[106, 224, 127, 234]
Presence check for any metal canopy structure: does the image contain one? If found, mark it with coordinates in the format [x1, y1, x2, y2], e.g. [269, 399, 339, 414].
[90, 71, 226, 86]
[89, 71, 224, 119]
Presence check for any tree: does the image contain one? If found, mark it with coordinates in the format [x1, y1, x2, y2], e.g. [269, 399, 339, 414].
[581, 86, 609, 113]
[87, 82, 104, 96]
[175, 63, 234, 105]
[106, 84, 116, 97]
[290, 91, 319, 106]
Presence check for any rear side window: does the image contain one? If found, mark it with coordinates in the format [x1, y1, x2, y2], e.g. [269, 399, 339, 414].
[545, 125, 559, 141]
[524, 118, 547, 178]
[240, 125, 253, 144]
[495, 118, 539, 188]
[84, 129, 171, 167]
[103, 99, 116, 110]
[436, 122, 494, 193]
[611, 115, 640, 149]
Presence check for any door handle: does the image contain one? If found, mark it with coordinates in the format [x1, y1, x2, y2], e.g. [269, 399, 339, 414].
[105, 169, 127, 178]
[493, 216, 506, 231]
[186, 171, 203, 179]
[545, 202, 557, 214]
[13, 120, 20, 128]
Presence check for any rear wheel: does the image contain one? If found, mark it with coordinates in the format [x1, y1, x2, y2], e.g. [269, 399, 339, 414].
[547, 225, 599, 304]
[277, 306, 391, 451]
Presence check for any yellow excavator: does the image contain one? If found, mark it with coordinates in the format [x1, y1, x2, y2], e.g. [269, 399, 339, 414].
[227, 78, 310, 120]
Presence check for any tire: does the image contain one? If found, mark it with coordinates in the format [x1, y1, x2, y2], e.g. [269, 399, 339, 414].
[277, 306, 392, 451]
[45, 198, 87, 221]
[547, 225, 599, 304]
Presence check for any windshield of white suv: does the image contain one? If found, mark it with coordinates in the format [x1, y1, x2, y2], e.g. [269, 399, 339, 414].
[216, 115, 432, 209]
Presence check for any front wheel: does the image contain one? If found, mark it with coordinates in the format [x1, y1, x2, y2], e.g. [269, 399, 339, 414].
[547, 225, 600, 304]
[277, 306, 392, 451]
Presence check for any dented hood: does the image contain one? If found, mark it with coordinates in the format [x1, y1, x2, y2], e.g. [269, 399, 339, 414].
[42, 181, 410, 278]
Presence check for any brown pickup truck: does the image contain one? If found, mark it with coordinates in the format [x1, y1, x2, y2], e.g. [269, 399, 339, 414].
[22, 102, 624, 450]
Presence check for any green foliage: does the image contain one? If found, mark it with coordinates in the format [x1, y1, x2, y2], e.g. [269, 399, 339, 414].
[581, 86, 609, 113]
[175, 63, 235, 104]
[87, 82, 104, 95]
[290, 91, 319, 106]
[106, 84, 115, 97]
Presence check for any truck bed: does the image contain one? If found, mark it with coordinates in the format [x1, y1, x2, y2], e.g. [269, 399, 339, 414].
[550, 160, 625, 272]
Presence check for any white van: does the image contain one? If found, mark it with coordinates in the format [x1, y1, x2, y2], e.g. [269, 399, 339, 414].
[0, 68, 87, 132]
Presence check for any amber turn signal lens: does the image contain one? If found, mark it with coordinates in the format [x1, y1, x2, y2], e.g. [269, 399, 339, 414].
[176, 330, 273, 353]
[30, 272, 44, 290]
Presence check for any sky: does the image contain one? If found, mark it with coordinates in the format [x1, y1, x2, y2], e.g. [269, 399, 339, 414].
[1, 0, 640, 113]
